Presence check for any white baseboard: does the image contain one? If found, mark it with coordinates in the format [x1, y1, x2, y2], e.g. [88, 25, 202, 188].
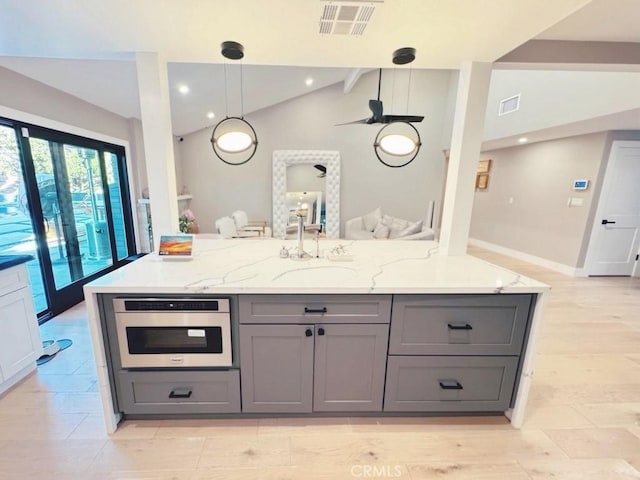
[468, 238, 579, 277]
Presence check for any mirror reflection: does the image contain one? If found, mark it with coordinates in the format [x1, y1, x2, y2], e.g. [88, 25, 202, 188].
[286, 191, 325, 231]
[286, 164, 326, 232]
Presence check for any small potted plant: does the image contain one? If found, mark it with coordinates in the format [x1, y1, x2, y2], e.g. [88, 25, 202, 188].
[179, 209, 198, 234]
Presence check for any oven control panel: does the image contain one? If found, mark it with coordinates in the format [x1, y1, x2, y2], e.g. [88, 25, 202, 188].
[114, 298, 230, 313]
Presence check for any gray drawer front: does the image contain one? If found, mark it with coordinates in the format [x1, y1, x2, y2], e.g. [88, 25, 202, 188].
[389, 294, 532, 355]
[239, 295, 392, 324]
[384, 356, 518, 412]
[118, 370, 240, 414]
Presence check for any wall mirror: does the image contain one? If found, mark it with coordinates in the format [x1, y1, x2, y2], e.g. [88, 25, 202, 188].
[272, 150, 340, 238]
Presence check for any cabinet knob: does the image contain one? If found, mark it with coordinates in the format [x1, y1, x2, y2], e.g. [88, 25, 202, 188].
[317, 327, 325, 336]
[305, 329, 313, 337]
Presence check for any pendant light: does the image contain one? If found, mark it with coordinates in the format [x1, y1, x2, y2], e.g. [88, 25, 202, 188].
[210, 41, 258, 165]
[373, 47, 422, 168]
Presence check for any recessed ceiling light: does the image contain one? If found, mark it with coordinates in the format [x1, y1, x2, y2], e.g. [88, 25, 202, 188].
[518, 137, 528, 144]
[178, 84, 190, 95]
[305, 77, 313, 86]
[206, 112, 215, 119]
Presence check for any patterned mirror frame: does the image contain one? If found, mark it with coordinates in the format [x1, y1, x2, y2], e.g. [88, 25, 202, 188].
[272, 150, 340, 239]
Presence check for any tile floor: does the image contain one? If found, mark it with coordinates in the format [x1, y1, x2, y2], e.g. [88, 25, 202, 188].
[0, 247, 639, 479]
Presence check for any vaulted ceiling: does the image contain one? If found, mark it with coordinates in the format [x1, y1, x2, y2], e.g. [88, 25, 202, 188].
[0, 0, 639, 140]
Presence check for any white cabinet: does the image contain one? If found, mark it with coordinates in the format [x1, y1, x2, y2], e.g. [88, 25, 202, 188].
[0, 263, 42, 394]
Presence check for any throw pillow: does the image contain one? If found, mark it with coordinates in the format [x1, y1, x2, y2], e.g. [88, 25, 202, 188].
[373, 222, 390, 239]
[362, 207, 382, 232]
[383, 215, 409, 239]
[398, 220, 424, 237]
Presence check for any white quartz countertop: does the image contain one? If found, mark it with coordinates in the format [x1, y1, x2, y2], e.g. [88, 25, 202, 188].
[84, 238, 549, 295]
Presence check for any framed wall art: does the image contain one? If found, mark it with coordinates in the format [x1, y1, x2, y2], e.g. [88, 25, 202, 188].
[477, 159, 492, 173]
[476, 173, 489, 190]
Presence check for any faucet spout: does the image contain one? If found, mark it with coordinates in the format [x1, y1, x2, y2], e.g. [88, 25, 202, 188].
[296, 213, 305, 258]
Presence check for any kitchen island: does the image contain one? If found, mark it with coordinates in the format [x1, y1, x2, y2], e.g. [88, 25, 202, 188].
[84, 238, 549, 433]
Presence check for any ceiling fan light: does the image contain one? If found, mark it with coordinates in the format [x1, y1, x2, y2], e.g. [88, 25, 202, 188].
[378, 133, 417, 156]
[215, 131, 253, 153]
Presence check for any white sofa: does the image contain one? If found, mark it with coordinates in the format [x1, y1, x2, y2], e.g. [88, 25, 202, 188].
[344, 207, 435, 241]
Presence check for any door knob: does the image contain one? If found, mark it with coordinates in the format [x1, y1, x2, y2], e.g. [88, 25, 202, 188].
[601, 219, 617, 225]
[305, 329, 313, 337]
[317, 327, 325, 336]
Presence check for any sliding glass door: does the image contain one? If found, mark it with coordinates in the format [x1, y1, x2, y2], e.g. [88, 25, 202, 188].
[0, 124, 48, 312]
[0, 118, 135, 319]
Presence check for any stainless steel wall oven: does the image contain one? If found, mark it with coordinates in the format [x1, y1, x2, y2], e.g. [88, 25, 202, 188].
[114, 298, 232, 368]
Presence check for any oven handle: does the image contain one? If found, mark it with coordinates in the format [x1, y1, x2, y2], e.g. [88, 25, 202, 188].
[169, 388, 193, 399]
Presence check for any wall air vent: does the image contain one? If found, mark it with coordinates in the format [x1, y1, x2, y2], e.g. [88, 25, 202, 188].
[499, 94, 521, 116]
[319, 1, 382, 36]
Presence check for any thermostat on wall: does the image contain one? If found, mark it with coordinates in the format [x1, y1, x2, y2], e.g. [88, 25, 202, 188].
[573, 179, 589, 190]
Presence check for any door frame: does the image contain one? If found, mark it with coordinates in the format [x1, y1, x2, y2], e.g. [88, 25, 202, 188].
[1, 111, 138, 317]
[583, 140, 640, 277]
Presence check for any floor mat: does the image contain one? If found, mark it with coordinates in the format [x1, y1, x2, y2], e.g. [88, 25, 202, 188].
[36, 339, 73, 366]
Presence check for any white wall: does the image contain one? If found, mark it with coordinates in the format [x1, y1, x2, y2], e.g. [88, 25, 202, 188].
[484, 70, 640, 142]
[178, 69, 455, 234]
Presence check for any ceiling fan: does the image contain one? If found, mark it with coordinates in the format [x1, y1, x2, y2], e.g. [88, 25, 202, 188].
[336, 68, 424, 126]
[314, 164, 327, 177]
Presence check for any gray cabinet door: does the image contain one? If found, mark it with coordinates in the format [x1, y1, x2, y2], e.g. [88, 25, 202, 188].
[389, 294, 532, 356]
[384, 355, 519, 412]
[313, 324, 389, 412]
[118, 370, 241, 414]
[240, 324, 314, 413]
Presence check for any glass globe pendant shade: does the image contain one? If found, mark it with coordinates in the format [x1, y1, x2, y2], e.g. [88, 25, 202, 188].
[210, 116, 258, 166]
[215, 130, 253, 153]
[378, 133, 417, 156]
[373, 121, 422, 168]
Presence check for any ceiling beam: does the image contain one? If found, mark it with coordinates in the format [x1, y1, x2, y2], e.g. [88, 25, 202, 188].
[343, 68, 366, 94]
[496, 40, 640, 68]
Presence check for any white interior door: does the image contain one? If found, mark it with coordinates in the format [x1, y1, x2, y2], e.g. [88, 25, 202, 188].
[587, 141, 640, 276]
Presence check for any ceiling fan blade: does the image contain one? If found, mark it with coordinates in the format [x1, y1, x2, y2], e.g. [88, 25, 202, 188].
[381, 115, 424, 123]
[334, 118, 371, 126]
[368, 99, 384, 121]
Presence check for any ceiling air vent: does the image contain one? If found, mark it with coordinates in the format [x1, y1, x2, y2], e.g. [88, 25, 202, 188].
[499, 94, 521, 116]
[319, 1, 382, 36]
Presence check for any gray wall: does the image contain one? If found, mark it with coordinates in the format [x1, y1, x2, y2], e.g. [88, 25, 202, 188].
[0, 65, 150, 248]
[470, 132, 609, 268]
[177, 69, 455, 234]
[0, 66, 131, 142]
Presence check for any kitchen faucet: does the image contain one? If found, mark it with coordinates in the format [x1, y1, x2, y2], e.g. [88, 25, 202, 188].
[290, 212, 322, 260]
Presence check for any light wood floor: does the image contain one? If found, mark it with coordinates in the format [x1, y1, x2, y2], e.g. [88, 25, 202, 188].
[1, 247, 639, 479]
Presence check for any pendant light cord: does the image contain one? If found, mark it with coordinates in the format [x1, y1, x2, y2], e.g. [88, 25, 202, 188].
[391, 68, 396, 114]
[240, 60, 245, 119]
[406, 64, 412, 115]
[223, 61, 229, 118]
